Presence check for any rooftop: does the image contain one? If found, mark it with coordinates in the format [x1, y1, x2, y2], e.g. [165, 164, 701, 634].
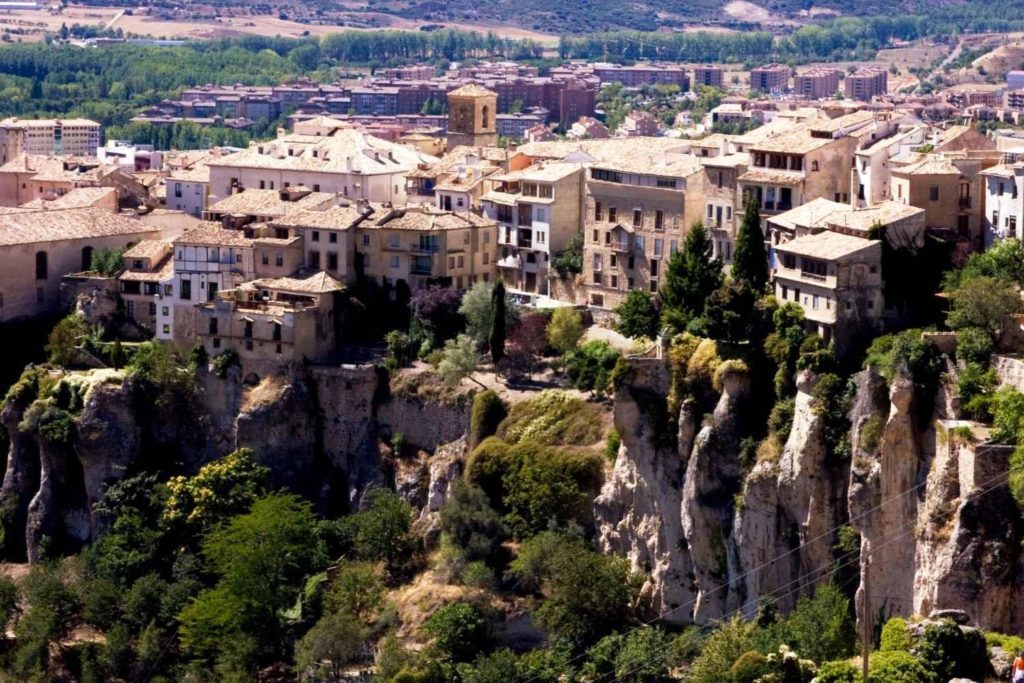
[371, 207, 496, 232]
[738, 168, 805, 186]
[252, 271, 344, 295]
[448, 83, 497, 98]
[775, 230, 879, 261]
[20, 187, 116, 210]
[0, 207, 156, 247]
[123, 239, 171, 260]
[207, 188, 336, 217]
[174, 227, 254, 248]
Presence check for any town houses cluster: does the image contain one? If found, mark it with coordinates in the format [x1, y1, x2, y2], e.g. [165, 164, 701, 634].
[3, 70, 1024, 371]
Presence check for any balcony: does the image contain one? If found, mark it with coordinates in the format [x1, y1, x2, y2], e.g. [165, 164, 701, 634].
[410, 265, 432, 276]
[610, 240, 631, 253]
[798, 270, 827, 282]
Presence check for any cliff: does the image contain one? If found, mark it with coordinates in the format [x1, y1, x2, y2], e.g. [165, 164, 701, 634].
[0, 364, 470, 560]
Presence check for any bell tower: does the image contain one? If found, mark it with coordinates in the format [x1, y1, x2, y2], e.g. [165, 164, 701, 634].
[446, 83, 498, 151]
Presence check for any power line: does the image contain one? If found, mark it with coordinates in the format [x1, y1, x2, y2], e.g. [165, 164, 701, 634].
[606, 465, 1014, 682]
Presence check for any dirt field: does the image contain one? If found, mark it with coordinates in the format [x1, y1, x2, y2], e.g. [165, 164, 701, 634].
[0, 4, 563, 43]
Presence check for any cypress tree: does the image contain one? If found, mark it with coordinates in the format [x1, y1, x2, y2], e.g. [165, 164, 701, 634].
[490, 280, 506, 364]
[733, 199, 769, 293]
[659, 222, 722, 330]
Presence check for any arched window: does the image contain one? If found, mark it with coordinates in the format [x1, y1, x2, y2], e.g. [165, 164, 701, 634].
[81, 246, 94, 272]
[481, 105, 489, 129]
[811, 161, 819, 172]
[35, 251, 48, 280]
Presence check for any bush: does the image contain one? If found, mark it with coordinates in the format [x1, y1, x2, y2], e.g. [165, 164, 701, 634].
[565, 339, 620, 394]
[768, 399, 795, 443]
[956, 326, 993, 366]
[423, 602, 489, 662]
[385, 331, 417, 368]
[817, 660, 858, 683]
[497, 389, 605, 446]
[868, 650, 931, 683]
[211, 348, 240, 379]
[605, 429, 622, 461]
[879, 617, 913, 652]
[46, 314, 89, 367]
[469, 390, 506, 449]
[918, 620, 987, 683]
[439, 480, 507, 564]
[731, 651, 770, 683]
[547, 307, 584, 354]
[784, 583, 855, 664]
[688, 617, 756, 683]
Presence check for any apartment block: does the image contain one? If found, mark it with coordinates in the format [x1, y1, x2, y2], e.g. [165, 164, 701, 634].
[750, 64, 790, 93]
[794, 68, 840, 100]
[981, 162, 1024, 244]
[845, 68, 888, 101]
[693, 66, 725, 89]
[0, 118, 101, 164]
[583, 152, 704, 308]
[482, 161, 584, 295]
[592, 63, 690, 89]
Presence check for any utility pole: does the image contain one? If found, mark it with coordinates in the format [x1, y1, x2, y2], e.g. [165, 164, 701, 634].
[862, 556, 871, 683]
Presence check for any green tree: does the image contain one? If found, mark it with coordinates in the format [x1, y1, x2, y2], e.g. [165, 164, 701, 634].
[323, 561, 385, 623]
[946, 275, 1021, 343]
[437, 334, 484, 388]
[440, 480, 508, 563]
[162, 448, 270, 539]
[294, 610, 365, 680]
[564, 339, 620, 394]
[547, 307, 584, 354]
[552, 231, 584, 278]
[659, 222, 722, 331]
[868, 650, 931, 683]
[687, 617, 757, 683]
[469, 390, 506, 449]
[490, 280, 507, 363]
[341, 487, 414, 577]
[509, 532, 638, 649]
[178, 494, 323, 663]
[784, 583, 856, 664]
[424, 601, 490, 662]
[460, 281, 518, 348]
[89, 247, 124, 276]
[616, 289, 659, 339]
[46, 314, 89, 367]
[732, 199, 769, 293]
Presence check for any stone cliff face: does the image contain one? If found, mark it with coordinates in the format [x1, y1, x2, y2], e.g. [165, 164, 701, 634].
[0, 365, 470, 560]
[598, 357, 1024, 631]
[5, 350, 1023, 631]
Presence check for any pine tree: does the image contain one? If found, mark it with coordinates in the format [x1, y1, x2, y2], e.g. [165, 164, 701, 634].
[659, 222, 722, 331]
[732, 199, 769, 293]
[489, 280, 506, 364]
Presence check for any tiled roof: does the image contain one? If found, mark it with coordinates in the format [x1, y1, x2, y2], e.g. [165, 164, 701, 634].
[371, 208, 496, 232]
[448, 83, 497, 98]
[123, 239, 170, 259]
[269, 203, 373, 230]
[206, 128, 437, 176]
[738, 168, 805, 186]
[775, 230, 879, 260]
[254, 271, 344, 294]
[120, 255, 173, 282]
[20, 187, 116, 210]
[893, 157, 961, 176]
[173, 227, 253, 248]
[207, 189, 336, 217]
[0, 207, 156, 247]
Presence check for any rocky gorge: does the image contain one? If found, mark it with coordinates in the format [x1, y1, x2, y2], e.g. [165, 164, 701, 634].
[1, 341, 1022, 636]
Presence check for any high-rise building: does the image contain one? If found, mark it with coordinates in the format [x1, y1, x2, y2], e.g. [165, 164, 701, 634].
[0, 118, 101, 164]
[844, 68, 888, 101]
[794, 67, 841, 99]
[750, 64, 790, 93]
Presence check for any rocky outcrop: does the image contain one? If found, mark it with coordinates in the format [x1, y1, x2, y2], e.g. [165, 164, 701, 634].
[595, 360, 696, 624]
[734, 370, 844, 618]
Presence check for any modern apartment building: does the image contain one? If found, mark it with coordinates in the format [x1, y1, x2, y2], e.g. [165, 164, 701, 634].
[750, 64, 790, 93]
[794, 68, 840, 100]
[693, 66, 725, 89]
[0, 118, 101, 163]
[844, 68, 888, 101]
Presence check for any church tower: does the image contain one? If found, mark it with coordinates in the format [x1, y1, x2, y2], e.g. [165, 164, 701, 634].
[446, 84, 498, 151]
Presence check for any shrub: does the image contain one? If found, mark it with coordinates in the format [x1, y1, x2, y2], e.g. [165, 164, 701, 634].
[469, 390, 506, 449]
[605, 429, 622, 461]
[497, 389, 604, 446]
[956, 326, 993, 366]
[423, 602, 489, 662]
[731, 650, 770, 683]
[385, 331, 417, 368]
[768, 398, 795, 443]
[688, 617, 756, 683]
[547, 307, 584, 354]
[858, 415, 883, 453]
[817, 660, 858, 683]
[46, 314, 89, 367]
[868, 650, 931, 683]
[879, 617, 913, 652]
[211, 348, 240, 379]
[784, 583, 855, 664]
[439, 480, 507, 563]
[461, 561, 496, 590]
[465, 437, 513, 506]
[918, 620, 987, 683]
[565, 339, 620, 393]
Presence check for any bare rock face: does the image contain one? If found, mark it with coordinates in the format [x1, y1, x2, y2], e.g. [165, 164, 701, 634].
[414, 437, 467, 546]
[0, 383, 41, 561]
[734, 370, 842, 618]
[595, 360, 696, 624]
[682, 364, 750, 623]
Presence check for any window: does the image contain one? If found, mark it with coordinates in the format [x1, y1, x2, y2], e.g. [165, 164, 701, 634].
[650, 259, 659, 277]
[389, 235, 401, 249]
[483, 252, 489, 265]
[608, 207, 617, 223]
[35, 251, 47, 280]
[327, 252, 338, 271]
[594, 201, 603, 220]
[483, 231, 490, 244]
[209, 318, 218, 335]
[707, 204, 714, 219]
[929, 186, 939, 201]
[593, 168, 622, 183]
[457, 255, 465, 268]
[611, 275, 618, 288]
[781, 284, 788, 299]
[649, 279, 658, 292]
[592, 229, 598, 242]
[163, 325, 171, 335]
[181, 279, 191, 300]
[656, 178, 676, 188]
[312, 231, 320, 242]
[654, 210, 663, 231]
[592, 253, 603, 271]
[463, 232, 470, 245]
[717, 172, 723, 189]
[208, 248, 219, 263]
[390, 255, 400, 268]
[262, 254, 269, 265]
[244, 320, 253, 338]
[329, 233, 337, 244]
[811, 161, 819, 172]
[272, 322, 282, 342]
[633, 209, 642, 227]
[999, 182, 1005, 196]
[363, 234, 370, 246]
[654, 239, 663, 257]
[309, 251, 321, 269]
[275, 254, 283, 267]
[449, 256, 456, 269]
